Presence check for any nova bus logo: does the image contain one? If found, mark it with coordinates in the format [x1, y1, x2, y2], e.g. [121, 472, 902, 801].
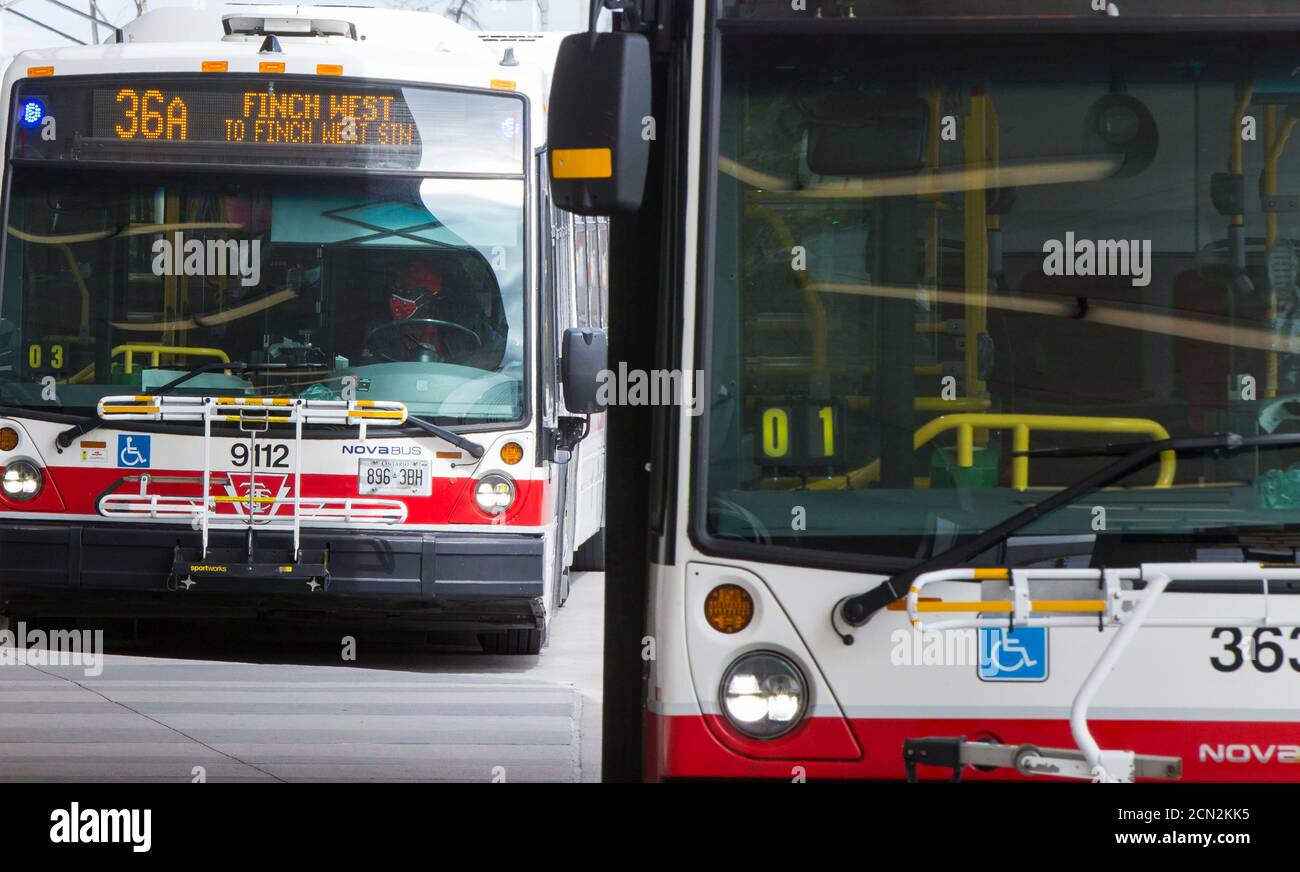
[341, 444, 422, 456]
[1198, 743, 1300, 764]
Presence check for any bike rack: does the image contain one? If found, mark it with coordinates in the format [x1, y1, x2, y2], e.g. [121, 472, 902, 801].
[902, 562, 1300, 782]
[96, 395, 410, 589]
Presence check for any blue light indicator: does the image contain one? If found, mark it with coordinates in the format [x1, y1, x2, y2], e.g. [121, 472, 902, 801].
[19, 98, 44, 127]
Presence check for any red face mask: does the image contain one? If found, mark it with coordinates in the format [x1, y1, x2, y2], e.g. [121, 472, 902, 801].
[387, 264, 442, 321]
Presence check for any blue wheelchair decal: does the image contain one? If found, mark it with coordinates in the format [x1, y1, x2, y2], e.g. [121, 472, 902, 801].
[117, 434, 151, 468]
[977, 626, 1049, 682]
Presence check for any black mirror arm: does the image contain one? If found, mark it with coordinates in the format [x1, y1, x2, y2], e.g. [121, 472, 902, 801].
[54, 417, 101, 452]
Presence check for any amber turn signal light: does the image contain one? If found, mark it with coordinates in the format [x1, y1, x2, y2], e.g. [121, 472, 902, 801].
[704, 584, 754, 634]
[0, 427, 17, 451]
[500, 441, 524, 465]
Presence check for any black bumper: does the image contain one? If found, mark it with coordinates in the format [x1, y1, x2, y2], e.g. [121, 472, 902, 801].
[0, 521, 546, 628]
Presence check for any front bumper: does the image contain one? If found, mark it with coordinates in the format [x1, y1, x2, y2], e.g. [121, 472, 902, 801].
[0, 520, 545, 628]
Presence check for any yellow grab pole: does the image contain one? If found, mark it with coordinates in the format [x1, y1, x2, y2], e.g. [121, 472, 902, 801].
[1011, 423, 1030, 491]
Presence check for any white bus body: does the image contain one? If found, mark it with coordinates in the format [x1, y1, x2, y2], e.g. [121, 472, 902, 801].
[0, 5, 605, 654]
[546, 0, 1300, 779]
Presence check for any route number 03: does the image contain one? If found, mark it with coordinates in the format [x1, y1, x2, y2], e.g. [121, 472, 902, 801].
[28, 344, 64, 369]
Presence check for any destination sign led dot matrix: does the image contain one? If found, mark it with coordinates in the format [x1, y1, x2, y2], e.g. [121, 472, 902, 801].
[11, 76, 525, 173]
[95, 86, 418, 148]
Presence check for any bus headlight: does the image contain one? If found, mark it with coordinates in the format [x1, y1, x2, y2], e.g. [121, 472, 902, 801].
[473, 473, 516, 515]
[719, 651, 808, 739]
[2, 459, 43, 500]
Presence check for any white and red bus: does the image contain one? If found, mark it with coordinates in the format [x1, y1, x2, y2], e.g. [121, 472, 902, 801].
[553, 0, 1300, 779]
[0, 5, 608, 654]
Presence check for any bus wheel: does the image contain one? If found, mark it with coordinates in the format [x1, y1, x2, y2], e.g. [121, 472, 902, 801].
[571, 527, 605, 572]
[479, 628, 543, 655]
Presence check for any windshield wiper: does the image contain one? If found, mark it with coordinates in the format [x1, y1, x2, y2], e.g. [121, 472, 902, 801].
[406, 415, 485, 459]
[836, 430, 1300, 634]
[54, 361, 322, 449]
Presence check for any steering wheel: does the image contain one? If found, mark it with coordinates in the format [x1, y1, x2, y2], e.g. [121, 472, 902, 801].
[364, 318, 481, 363]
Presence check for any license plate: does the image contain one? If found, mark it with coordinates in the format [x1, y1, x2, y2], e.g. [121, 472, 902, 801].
[357, 459, 430, 496]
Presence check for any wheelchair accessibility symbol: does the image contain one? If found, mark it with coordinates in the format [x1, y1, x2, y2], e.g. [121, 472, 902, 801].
[117, 434, 151, 468]
[977, 626, 1049, 682]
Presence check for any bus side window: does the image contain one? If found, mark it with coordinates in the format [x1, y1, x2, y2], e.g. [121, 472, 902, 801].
[573, 216, 589, 328]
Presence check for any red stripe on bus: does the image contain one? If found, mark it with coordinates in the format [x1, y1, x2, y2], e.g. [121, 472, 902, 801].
[646, 712, 1300, 782]
[13, 466, 549, 527]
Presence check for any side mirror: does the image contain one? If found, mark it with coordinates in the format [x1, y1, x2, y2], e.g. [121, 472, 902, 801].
[561, 327, 608, 414]
[548, 32, 650, 216]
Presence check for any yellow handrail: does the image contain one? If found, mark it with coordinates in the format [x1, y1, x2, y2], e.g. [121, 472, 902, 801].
[808, 412, 1175, 491]
[118, 344, 229, 374]
[67, 344, 230, 384]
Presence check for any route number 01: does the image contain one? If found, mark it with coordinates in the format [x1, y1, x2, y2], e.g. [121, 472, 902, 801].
[757, 402, 843, 468]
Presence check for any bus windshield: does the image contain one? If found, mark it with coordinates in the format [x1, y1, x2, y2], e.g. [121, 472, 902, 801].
[702, 30, 1300, 564]
[0, 166, 526, 424]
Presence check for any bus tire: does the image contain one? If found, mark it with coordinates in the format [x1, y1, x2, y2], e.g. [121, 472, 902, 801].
[571, 527, 605, 572]
[479, 628, 543, 655]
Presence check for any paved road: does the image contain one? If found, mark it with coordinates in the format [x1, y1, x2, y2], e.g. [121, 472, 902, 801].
[0, 573, 603, 783]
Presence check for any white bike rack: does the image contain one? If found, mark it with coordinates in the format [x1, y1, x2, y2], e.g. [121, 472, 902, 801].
[96, 395, 410, 585]
[902, 562, 1300, 782]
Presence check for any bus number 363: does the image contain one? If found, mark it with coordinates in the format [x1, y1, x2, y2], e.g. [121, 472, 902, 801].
[1210, 627, 1300, 673]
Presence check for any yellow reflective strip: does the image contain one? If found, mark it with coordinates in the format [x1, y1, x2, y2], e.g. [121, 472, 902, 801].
[913, 599, 1105, 614]
[350, 410, 404, 419]
[216, 397, 293, 406]
[134, 395, 154, 401]
[355, 400, 376, 407]
[552, 148, 612, 180]
[914, 601, 1011, 613]
[103, 405, 158, 414]
[1031, 600, 1106, 613]
[973, 568, 1009, 580]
